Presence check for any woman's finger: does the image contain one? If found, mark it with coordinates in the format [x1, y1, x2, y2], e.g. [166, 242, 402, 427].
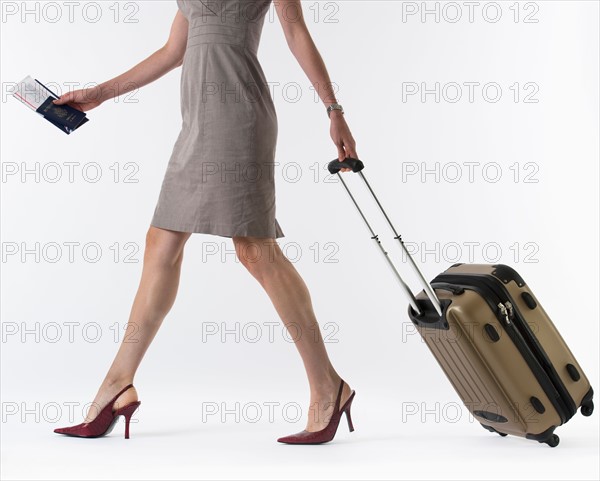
[333, 144, 351, 172]
[52, 92, 71, 105]
[344, 138, 358, 160]
[336, 143, 346, 162]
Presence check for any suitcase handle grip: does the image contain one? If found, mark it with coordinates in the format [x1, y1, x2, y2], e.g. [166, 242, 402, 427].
[327, 157, 365, 174]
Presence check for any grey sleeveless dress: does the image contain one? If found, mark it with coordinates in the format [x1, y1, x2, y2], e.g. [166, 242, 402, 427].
[151, 0, 284, 238]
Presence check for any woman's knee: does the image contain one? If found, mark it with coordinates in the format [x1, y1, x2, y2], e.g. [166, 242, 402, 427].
[232, 236, 282, 276]
[144, 226, 191, 266]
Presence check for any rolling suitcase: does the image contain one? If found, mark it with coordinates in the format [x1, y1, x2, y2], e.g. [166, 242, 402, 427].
[328, 157, 594, 447]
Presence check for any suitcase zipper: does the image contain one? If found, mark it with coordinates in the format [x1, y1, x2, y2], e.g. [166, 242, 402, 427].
[432, 274, 575, 424]
[505, 301, 514, 320]
[498, 302, 512, 325]
[474, 277, 576, 422]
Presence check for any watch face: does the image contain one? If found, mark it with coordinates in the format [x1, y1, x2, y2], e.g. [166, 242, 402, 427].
[327, 104, 343, 116]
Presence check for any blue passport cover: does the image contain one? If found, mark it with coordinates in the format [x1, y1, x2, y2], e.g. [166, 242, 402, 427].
[34, 79, 90, 134]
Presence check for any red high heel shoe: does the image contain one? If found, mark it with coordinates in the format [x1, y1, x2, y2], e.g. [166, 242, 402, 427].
[53, 383, 141, 439]
[277, 379, 355, 444]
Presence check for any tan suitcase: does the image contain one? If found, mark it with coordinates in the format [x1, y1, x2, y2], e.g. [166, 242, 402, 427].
[329, 157, 594, 447]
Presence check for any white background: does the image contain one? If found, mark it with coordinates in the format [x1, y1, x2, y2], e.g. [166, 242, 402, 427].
[1, 1, 598, 479]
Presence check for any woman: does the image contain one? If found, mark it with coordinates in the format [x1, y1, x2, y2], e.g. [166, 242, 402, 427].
[52, 0, 357, 444]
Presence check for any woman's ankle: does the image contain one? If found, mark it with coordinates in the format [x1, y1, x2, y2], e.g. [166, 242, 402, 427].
[309, 372, 343, 398]
[102, 375, 134, 391]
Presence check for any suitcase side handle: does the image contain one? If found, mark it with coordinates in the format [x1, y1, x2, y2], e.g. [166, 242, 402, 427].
[331, 157, 443, 317]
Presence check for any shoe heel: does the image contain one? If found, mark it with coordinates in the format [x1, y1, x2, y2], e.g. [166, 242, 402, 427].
[116, 401, 141, 439]
[344, 393, 354, 432]
[345, 409, 354, 432]
[345, 398, 355, 432]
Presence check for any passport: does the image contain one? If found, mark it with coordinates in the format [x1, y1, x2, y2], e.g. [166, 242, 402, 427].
[12, 75, 90, 134]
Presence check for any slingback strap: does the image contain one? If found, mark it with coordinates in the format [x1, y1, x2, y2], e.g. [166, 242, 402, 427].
[108, 383, 134, 408]
[333, 379, 345, 413]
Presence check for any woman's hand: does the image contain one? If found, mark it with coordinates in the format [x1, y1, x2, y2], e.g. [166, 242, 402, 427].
[52, 86, 104, 112]
[330, 111, 358, 173]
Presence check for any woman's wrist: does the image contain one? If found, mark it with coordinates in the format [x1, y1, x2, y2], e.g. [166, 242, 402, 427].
[92, 84, 110, 104]
[326, 102, 344, 119]
[95, 81, 131, 104]
[329, 109, 344, 120]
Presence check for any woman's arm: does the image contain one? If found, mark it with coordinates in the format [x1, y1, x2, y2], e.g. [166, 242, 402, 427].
[274, 0, 358, 167]
[53, 10, 188, 111]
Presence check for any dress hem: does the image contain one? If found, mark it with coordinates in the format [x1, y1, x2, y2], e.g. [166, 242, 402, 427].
[149, 217, 284, 239]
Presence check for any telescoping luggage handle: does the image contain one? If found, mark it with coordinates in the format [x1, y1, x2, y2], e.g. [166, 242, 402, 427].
[327, 157, 443, 317]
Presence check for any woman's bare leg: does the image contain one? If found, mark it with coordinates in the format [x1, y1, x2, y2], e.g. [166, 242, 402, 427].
[232, 235, 352, 432]
[83, 225, 192, 422]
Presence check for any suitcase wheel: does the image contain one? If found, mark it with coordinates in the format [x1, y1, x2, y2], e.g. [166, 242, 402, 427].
[544, 434, 560, 448]
[581, 400, 594, 417]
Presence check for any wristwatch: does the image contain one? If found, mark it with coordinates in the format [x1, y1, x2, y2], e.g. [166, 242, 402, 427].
[326, 103, 344, 118]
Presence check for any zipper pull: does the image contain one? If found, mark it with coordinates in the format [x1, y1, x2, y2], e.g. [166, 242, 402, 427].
[505, 301, 515, 320]
[498, 302, 512, 325]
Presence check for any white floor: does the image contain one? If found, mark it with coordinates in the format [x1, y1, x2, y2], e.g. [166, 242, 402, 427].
[2, 389, 598, 480]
